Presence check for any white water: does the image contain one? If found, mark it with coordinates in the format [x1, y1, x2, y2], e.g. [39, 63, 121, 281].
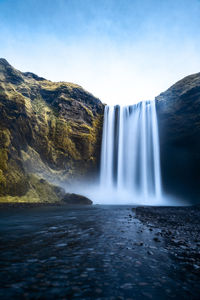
[100, 100, 163, 204]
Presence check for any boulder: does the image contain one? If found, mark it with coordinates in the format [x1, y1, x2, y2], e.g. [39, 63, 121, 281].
[62, 193, 93, 205]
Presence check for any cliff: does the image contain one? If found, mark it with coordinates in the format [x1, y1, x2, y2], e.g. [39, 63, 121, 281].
[0, 59, 104, 202]
[156, 72, 200, 201]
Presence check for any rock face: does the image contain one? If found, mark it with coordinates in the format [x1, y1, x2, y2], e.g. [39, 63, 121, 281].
[0, 58, 104, 201]
[156, 72, 200, 202]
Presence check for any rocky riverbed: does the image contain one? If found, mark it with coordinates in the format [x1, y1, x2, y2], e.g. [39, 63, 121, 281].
[0, 205, 200, 299]
[135, 206, 200, 274]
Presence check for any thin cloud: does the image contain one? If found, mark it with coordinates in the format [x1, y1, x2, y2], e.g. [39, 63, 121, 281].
[0, 0, 200, 104]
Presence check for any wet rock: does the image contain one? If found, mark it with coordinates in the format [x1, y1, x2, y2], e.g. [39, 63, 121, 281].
[179, 245, 188, 250]
[142, 292, 153, 299]
[55, 243, 67, 247]
[120, 283, 133, 290]
[36, 273, 45, 278]
[138, 282, 148, 286]
[62, 193, 93, 205]
[172, 239, 185, 245]
[149, 246, 157, 250]
[135, 241, 144, 246]
[193, 264, 200, 270]
[135, 205, 200, 279]
[95, 288, 102, 294]
[27, 259, 38, 263]
[153, 237, 161, 242]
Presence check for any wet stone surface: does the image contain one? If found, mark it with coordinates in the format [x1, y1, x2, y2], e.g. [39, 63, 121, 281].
[0, 205, 200, 299]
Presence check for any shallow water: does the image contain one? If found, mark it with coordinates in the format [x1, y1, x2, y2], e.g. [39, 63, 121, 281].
[0, 205, 199, 299]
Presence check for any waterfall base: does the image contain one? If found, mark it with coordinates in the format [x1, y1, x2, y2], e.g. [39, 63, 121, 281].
[70, 182, 189, 206]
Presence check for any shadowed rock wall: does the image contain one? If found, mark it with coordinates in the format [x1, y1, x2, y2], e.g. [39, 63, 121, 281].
[156, 72, 200, 203]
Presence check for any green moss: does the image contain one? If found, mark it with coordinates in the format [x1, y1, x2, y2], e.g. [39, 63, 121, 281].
[0, 169, 6, 185]
[32, 96, 53, 117]
[0, 189, 39, 203]
[0, 129, 10, 148]
[0, 149, 8, 170]
[0, 59, 104, 201]
[53, 118, 81, 160]
[3, 160, 28, 196]
[28, 174, 62, 202]
[39, 80, 81, 92]
[0, 174, 64, 203]
[80, 103, 94, 119]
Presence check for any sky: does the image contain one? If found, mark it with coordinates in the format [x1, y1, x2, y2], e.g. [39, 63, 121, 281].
[0, 0, 200, 105]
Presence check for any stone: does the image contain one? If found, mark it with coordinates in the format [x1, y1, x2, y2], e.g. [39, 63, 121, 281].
[62, 193, 93, 205]
[193, 264, 200, 270]
[153, 237, 161, 242]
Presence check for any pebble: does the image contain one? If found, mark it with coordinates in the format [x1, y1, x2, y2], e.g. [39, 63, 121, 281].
[153, 237, 161, 242]
[120, 283, 133, 290]
[138, 282, 148, 286]
[193, 264, 200, 270]
[135, 241, 144, 246]
[55, 243, 67, 247]
[27, 259, 38, 263]
[95, 288, 102, 294]
[135, 260, 142, 266]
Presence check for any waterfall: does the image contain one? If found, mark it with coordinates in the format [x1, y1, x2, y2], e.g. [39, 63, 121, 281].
[100, 100, 162, 203]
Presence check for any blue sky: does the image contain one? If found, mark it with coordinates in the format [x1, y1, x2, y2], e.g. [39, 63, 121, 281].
[0, 0, 200, 104]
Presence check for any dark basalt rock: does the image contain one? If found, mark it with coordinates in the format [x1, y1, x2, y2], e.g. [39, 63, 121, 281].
[156, 72, 200, 203]
[62, 193, 93, 205]
[135, 205, 200, 273]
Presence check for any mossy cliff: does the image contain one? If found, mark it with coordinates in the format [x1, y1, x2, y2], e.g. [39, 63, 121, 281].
[0, 58, 104, 202]
[156, 72, 200, 201]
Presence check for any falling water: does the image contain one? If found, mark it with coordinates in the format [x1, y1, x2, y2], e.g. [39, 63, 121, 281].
[100, 100, 162, 203]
